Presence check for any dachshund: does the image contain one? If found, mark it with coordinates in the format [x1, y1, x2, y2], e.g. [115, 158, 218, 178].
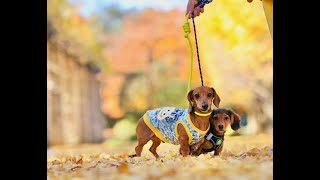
[130, 86, 221, 158]
[189, 108, 241, 156]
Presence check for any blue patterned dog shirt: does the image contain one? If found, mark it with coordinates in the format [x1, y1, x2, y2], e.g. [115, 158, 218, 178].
[143, 107, 210, 145]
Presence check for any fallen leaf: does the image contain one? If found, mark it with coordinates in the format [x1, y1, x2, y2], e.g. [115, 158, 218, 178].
[163, 168, 177, 176]
[76, 157, 83, 164]
[118, 163, 129, 173]
[86, 161, 101, 170]
[71, 165, 82, 171]
[51, 159, 62, 165]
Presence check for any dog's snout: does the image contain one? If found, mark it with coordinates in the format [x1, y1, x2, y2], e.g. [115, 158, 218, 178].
[218, 125, 224, 130]
[201, 103, 208, 110]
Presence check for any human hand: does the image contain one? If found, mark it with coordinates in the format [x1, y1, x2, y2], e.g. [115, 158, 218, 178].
[185, 0, 204, 19]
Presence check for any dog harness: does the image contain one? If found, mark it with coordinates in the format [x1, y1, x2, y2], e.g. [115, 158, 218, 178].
[202, 132, 224, 152]
[143, 107, 210, 145]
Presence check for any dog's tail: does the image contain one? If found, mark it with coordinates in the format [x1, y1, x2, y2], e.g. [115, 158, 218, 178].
[128, 154, 137, 158]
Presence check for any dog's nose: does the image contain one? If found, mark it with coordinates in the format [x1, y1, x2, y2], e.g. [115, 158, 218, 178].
[218, 125, 224, 130]
[201, 103, 208, 110]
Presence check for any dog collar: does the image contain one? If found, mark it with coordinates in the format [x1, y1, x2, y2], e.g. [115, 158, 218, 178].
[194, 111, 212, 116]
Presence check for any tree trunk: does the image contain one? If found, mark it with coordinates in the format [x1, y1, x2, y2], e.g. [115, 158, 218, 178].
[146, 48, 154, 110]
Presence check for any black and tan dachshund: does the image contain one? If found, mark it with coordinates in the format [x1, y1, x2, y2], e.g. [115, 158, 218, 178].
[190, 108, 241, 156]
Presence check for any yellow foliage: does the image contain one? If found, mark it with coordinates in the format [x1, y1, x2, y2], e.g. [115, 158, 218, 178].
[47, 0, 105, 68]
[112, 119, 136, 139]
[192, 0, 272, 107]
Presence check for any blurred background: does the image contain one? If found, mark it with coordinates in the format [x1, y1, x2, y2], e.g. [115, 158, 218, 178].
[47, 0, 272, 148]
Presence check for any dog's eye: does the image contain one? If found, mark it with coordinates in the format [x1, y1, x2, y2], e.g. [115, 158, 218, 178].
[213, 116, 218, 120]
[207, 93, 212, 97]
[195, 94, 200, 99]
[224, 116, 229, 120]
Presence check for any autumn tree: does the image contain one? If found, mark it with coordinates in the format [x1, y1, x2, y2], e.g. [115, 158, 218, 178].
[102, 8, 195, 117]
[93, 4, 136, 33]
[196, 0, 273, 133]
[47, 0, 107, 72]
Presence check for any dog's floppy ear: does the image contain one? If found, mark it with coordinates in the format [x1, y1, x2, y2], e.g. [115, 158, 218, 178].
[209, 109, 217, 124]
[187, 90, 194, 113]
[211, 88, 221, 108]
[229, 110, 241, 130]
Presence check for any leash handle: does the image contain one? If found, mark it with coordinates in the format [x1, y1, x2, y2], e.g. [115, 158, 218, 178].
[195, 0, 213, 8]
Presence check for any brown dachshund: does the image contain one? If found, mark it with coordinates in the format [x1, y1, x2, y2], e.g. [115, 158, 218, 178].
[190, 108, 241, 156]
[131, 86, 221, 158]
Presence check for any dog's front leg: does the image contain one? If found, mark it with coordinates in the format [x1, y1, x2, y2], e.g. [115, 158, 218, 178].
[214, 142, 224, 156]
[193, 143, 205, 156]
[177, 124, 190, 157]
[179, 136, 190, 157]
[190, 138, 204, 153]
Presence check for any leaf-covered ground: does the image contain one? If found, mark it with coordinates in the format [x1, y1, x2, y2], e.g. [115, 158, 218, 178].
[47, 134, 272, 180]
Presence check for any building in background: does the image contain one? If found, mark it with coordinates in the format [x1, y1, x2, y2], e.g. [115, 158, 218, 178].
[47, 20, 105, 146]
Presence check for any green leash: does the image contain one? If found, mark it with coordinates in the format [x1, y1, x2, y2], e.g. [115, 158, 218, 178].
[182, 14, 194, 94]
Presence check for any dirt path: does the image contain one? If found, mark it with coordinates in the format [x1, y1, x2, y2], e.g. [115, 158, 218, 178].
[47, 134, 273, 180]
